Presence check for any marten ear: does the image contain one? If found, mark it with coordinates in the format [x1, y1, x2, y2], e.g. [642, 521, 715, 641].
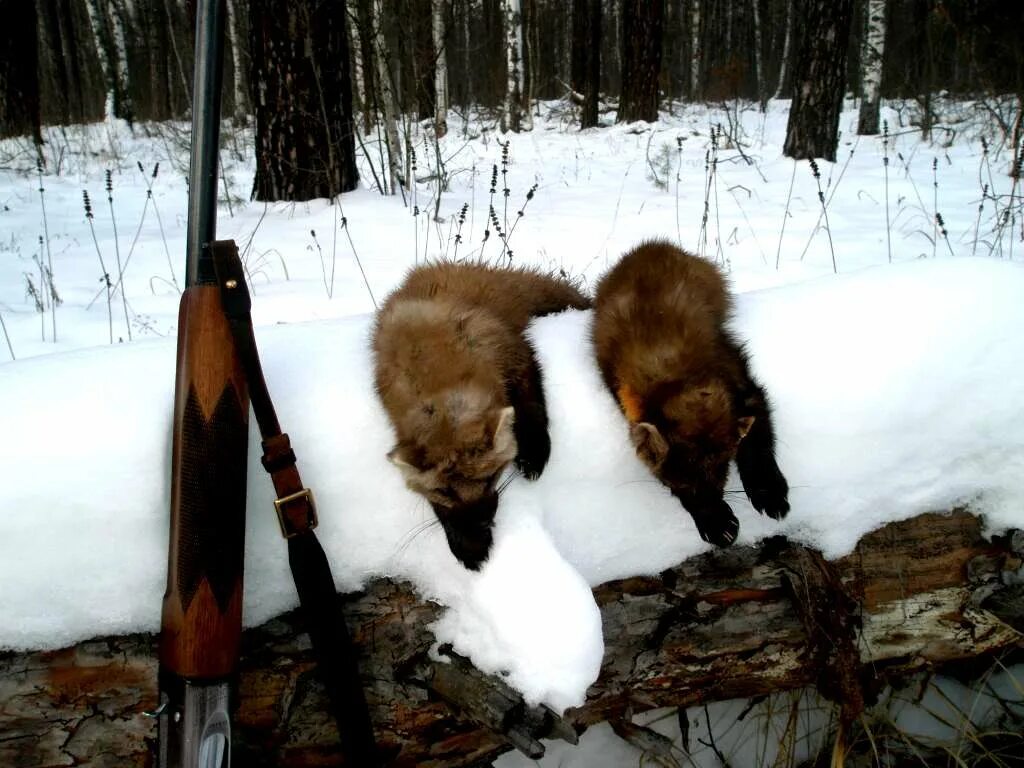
[387, 446, 420, 479]
[491, 406, 517, 463]
[630, 421, 669, 470]
[737, 415, 755, 441]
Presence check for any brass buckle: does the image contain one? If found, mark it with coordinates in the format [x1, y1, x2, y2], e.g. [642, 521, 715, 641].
[273, 488, 318, 539]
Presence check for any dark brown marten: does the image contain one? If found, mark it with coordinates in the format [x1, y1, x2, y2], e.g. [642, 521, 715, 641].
[592, 240, 789, 546]
[373, 261, 589, 569]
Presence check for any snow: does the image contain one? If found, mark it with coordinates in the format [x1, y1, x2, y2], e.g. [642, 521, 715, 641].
[1, 257, 1020, 712]
[1, 99, 1023, 751]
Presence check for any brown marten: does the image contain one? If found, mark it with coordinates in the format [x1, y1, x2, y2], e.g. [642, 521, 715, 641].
[373, 261, 589, 569]
[592, 240, 789, 546]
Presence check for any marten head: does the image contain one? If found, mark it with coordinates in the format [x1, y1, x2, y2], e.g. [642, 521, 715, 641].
[388, 391, 517, 570]
[620, 380, 753, 540]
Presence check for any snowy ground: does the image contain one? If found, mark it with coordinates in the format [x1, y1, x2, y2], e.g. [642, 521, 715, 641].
[1, 98, 1022, 765]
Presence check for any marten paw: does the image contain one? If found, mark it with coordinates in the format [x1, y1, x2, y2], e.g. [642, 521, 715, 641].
[514, 419, 550, 480]
[743, 463, 790, 520]
[691, 505, 740, 548]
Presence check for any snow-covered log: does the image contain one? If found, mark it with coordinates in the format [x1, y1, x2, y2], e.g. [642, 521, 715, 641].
[1, 509, 1020, 767]
[1, 258, 1023, 765]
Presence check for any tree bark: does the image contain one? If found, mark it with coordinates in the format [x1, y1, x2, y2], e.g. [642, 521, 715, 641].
[433, 0, 449, 137]
[857, 0, 887, 135]
[83, 0, 117, 119]
[689, 0, 701, 99]
[772, 0, 792, 99]
[250, 0, 360, 202]
[572, 0, 601, 129]
[107, 0, 133, 124]
[618, 0, 664, 123]
[502, 0, 529, 132]
[35, 0, 105, 127]
[225, 0, 248, 124]
[751, 0, 766, 109]
[782, 0, 853, 161]
[2, 510, 1021, 767]
[371, 0, 402, 195]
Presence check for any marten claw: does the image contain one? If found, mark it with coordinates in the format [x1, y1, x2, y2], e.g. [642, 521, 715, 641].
[693, 509, 740, 548]
[514, 436, 550, 480]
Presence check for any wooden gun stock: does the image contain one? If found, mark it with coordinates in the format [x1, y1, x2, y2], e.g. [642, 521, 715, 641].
[156, 278, 248, 768]
[161, 283, 249, 680]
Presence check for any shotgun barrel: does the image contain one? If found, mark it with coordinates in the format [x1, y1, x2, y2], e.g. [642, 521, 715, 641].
[157, 1, 246, 766]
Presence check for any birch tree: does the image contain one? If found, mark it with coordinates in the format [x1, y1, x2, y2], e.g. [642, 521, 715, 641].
[433, 0, 449, 137]
[372, 0, 402, 193]
[83, 0, 116, 119]
[772, 0, 793, 99]
[856, 0, 887, 135]
[225, 0, 248, 124]
[689, 0, 701, 100]
[107, 0, 134, 123]
[502, 0, 530, 132]
[346, 0, 366, 118]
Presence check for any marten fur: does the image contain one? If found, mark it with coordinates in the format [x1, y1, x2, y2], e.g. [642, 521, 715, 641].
[592, 240, 789, 546]
[373, 261, 589, 569]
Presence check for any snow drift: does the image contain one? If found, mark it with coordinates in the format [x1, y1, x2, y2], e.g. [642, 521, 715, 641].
[0, 257, 1021, 711]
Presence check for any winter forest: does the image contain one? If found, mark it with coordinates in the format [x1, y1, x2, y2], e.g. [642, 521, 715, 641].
[1, 1, 1024, 767]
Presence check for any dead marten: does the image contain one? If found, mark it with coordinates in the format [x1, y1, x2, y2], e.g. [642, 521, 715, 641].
[592, 240, 789, 546]
[373, 261, 589, 569]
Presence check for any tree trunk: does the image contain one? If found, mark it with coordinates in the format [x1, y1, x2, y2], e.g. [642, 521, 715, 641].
[689, 0, 701, 99]
[3, 510, 1020, 767]
[502, 0, 529, 132]
[353, 0, 376, 136]
[782, 0, 853, 161]
[372, 0, 402, 195]
[857, 0, 887, 135]
[751, 0, 766, 109]
[461, 0, 474, 111]
[433, 0, 449, 137]
[772, 0, 792, 99]
[0, 0, 42, 142]
[225, 0, 248, 124]
[250, 0, 359, 202]
[572, 0, 601, 129]
[107, 0, 133, 124]
[83, 0, 116, 119]
[618, 0, 664, 123]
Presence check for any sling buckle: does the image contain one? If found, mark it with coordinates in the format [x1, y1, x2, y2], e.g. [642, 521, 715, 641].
[274, 488, 318, 538]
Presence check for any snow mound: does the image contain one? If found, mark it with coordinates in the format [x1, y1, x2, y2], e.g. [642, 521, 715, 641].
[0, 257, 1021, 712]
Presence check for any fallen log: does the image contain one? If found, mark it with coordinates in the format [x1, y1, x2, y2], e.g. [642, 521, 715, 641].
[1, 509, 1021, 767]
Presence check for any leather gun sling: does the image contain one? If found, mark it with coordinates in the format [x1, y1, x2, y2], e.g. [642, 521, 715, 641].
[209, 240, 380, 766]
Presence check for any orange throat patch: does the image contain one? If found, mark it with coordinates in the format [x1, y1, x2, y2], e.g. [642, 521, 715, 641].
[617, 385, 644, 423]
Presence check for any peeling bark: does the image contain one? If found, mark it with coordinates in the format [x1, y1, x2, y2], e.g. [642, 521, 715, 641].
[1, 510, 1021, 767]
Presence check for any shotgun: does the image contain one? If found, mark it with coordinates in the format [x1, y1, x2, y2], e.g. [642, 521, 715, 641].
[156, 1, 246, 766]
